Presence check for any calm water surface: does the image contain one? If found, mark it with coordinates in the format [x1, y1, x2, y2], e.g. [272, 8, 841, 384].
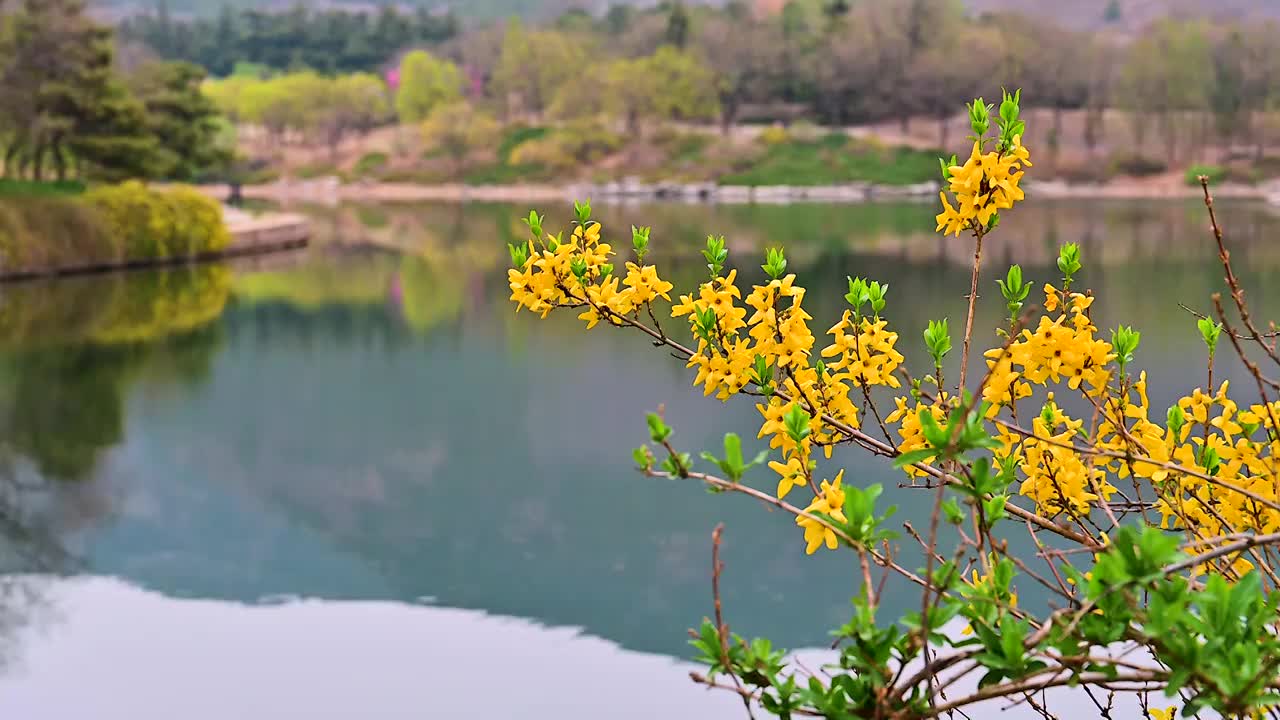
[0, 199, 1278, 718]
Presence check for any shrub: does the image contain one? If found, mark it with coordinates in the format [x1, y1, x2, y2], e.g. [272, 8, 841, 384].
[509, 121, 624, 173]
[758, 125, 790, 146]
[0, 196, 113, 272]
[84, 181, 230, 263]
[506, 94, 1280, 720]
[1185, 163, 1227, 187]
[497, 125, 550, 162]
[353, 151, 389, 178]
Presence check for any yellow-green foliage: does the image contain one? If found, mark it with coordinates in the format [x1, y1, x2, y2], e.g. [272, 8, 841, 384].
[509, 120, 624, 172]
[0, 265, 231, 350]
[0, 196, 115, 271]
[0, 182, 230, 274]
[85, 181, 231, 262]
[758, 125, 791, 146]
[232, 255, 395, 309]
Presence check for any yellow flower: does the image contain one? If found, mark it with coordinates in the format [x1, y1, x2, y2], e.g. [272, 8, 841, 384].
[796, 470, 848, 554]
[1042, 283, 1060, 313]
[622, 262, 673, 305]
[935, 192, 967, 236]
[769, 455, 807, 499]
[578, 275, 634, 329]
[936, 136, 1031, 239]
[887, 396, 946, 477]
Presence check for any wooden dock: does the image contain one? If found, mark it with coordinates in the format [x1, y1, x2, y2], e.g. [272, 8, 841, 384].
[0, 210, 310, 283]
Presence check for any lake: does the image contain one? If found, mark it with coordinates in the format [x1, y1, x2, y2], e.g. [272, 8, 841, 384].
[0, 198, 1277, 718]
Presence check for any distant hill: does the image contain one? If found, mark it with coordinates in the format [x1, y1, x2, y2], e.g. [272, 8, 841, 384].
[90, 0, 1280, 27]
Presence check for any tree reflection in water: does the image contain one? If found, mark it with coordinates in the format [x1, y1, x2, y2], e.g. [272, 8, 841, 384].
[0, 266, 233, 672]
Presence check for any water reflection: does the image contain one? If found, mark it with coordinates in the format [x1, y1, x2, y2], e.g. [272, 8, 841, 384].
[0, 199, 1276, 712]
[0, 577, 742, 720]
[0, 578, 1149, 720]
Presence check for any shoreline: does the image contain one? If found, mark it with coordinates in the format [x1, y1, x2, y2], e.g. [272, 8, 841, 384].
[0, 211, 310, 283]
[204, 178, 1279, 205]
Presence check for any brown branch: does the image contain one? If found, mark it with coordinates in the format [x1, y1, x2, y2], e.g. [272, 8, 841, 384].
[989, 415, 1280, 517]
[575, 285, 1094, 549]
[958, 230, 985, 392]
[925, 670, 1164, 718]
[1200, 176, 1280, 373]
[710, 524, 756, 720]
[1179, 303, 1280, 340]
[646, 468, 936, 591]
[689, 672, 821, 716]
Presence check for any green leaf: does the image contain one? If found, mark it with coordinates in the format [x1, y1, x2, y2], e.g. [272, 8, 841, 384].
[646, 412, 671, 443]
[892, 448, 936, 469]
[762, 247, 787, 280]
[783, 404, 812, 443]
[923, 318, 952, 365]
[942, 498, 965, 524]
[507, 241, 529, 268]
[1197, 316, 1222, 356]
[632, 446, 652, 469]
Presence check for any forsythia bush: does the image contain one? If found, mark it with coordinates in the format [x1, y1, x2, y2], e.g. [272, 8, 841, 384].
[86, 181, 231, 261]
[508, 91, 1280, 719]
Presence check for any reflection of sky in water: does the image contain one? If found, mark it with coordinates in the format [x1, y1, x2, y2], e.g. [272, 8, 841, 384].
[0, 577, 741, 720]
[0, 577, 1151, 720]
[1, 199, 1279, 716]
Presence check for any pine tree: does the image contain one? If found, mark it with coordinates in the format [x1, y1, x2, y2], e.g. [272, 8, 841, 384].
[664, 1, 690, 49]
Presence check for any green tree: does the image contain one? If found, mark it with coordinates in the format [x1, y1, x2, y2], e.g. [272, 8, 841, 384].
[394, 50, 462, 125]
[1117, 20, 1213, 162]
[117, 5, 459, 76]
[556, 47, 717, 135]
[645, 46, 719, 125]
[318, 73, 391, 161]
[810, 5, 906, 125]
[200, 75, 252, 123]
[604, 3, 634, 34]
[904, 23, 1000, 149]
[129, 61, 229, 180]
[698, 15, 781, 133]
[0, 0, 159, 181]
[490, 20, 585, 121]
[664, 1, 690, 49]
[420, 101, 501, 178]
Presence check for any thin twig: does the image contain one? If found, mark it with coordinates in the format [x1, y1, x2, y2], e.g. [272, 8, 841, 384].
[1200, 177, 1280, 374]
[710, 524, 756, 720]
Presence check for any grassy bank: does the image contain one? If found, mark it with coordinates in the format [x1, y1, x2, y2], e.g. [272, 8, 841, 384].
[718, 133, 939, 186]
[0, 179, 87, 197]
[263, 123, 945, 188]
[0, 181, 229, 277]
